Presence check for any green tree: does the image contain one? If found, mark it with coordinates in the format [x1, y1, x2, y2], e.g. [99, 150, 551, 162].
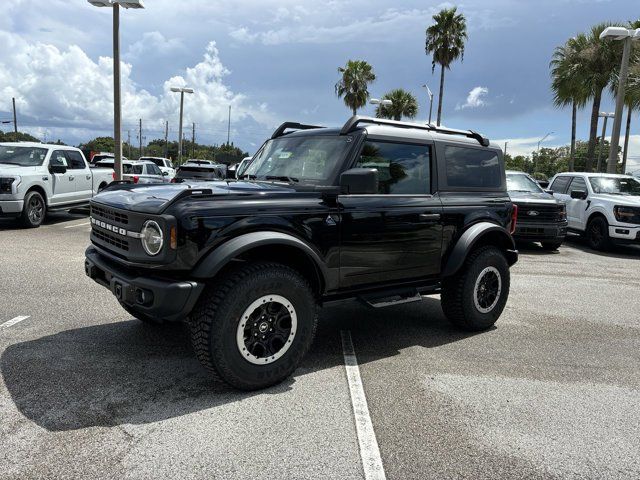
[335, 60, 376, 116]
[550, 36, 590, 171]
[78, 136, 115, 153]
[0, 130, 41, 142]
[375, 89, 419, 121]
[425, 7, 467, 126]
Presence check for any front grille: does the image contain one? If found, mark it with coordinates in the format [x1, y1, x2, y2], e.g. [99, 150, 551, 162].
[92, 228, 130, 251]
[91, 204, 129, 225]
[516, 204, 562, 223]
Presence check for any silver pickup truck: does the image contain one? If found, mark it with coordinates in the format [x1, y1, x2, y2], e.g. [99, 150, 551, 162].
[0, 142, 113, 227]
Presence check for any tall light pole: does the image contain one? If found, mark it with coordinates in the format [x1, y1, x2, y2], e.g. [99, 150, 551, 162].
[597, 112, 615, 172]
[535, 132, 553, 173]
[422, 84, 434, 125]
[88, 0, 144, 181]
[600, 27, 640, 173]
[170, 87, 194, 164]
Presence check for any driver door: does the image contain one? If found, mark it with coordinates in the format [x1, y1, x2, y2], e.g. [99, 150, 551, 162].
[48, 150, 75, 205]
[565, 176, 589, 231]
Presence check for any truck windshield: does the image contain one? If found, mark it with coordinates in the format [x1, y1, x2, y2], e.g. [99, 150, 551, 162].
[0, 146, 48, 167]
[589, 176, 640, 196]
[242, 135, 352, 185]
[506, 173, 543, 193]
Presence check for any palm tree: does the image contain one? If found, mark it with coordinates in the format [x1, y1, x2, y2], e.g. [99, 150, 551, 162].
[375, 89, 419, 121]
[550, 36, 590, 171]
[574, 23, 624, 172]
[335, 60, 376, 116]
[425, 7, 467, 126]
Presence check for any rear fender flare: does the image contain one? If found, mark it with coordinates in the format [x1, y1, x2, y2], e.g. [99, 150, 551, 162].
[443, 222, 517, 277]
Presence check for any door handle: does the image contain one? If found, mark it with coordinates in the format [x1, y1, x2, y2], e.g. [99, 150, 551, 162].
[419, 213, 441, 221]
[86, 175, 91, 180]
[69, 175, 74, 181]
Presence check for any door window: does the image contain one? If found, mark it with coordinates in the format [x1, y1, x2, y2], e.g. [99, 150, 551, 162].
[64, 150, 86, 170]
[354, 141, 431, 194]
[550, 176, 571, 194]
[568, 176, 587, 195]
[50, 151, 68, 168]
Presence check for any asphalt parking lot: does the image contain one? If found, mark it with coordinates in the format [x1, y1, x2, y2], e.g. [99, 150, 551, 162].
[1, 212, 639, 479]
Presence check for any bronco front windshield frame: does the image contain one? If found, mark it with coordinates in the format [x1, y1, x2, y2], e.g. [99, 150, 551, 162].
[242, 135, 354, 185]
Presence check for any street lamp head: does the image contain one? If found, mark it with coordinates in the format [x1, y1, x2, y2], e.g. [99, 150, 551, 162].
[370, 98, 392, 106]
[170, 87, 194, 94]
[88, 0, 144, 7]
[599, 26, 638, 41]
[598, 112, 615, 118]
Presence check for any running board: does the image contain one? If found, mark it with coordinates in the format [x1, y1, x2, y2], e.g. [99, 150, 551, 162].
[360, 289, 423, 308]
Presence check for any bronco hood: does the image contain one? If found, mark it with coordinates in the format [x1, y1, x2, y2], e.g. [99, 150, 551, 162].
[91, 180, 296, 214]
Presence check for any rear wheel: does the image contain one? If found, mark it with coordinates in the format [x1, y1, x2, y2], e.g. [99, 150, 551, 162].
[20, 191, 46, 228]
[441, 246, 510, 331]
[189, 262, 318, 390]
[586, 216, 611, 251]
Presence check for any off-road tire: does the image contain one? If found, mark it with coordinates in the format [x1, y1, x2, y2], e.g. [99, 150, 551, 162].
[441, 246, 510, 332]
[20, 191, 46, 228]
[541, 241, 563, 251]
[119, 302, 164, 325]
[189, 262, 318, 390]
[586, 216, 611, 251]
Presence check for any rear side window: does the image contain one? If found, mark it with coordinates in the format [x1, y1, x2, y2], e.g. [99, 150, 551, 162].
[355, 141, 431, 194]
[444, 146, 501, 189]
[550, 176, 571, 194]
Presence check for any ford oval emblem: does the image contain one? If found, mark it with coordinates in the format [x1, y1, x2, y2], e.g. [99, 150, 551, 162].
[528, 210, 539, 216]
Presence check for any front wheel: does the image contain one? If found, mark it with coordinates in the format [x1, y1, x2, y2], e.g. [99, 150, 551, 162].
[586, 216, 611, 251]
[441, 246, 510, 331]
[20, 191, 46, 228]
[189, 262, 318, 390]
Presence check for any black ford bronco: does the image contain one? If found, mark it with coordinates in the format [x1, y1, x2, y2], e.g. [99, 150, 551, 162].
[85, 116, 518, 390]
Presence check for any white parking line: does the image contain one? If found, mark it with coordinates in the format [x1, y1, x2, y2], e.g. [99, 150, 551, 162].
[64, 222, 90, 229]
[341, 330, 386, 480]
[0, 316, 30, 329]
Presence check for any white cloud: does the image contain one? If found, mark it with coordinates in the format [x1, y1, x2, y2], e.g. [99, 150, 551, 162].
[457, 86, 489, 110]
[124, 32, 185, 61]
[494, 136, 558, 157]
[0, 32, 274, 142]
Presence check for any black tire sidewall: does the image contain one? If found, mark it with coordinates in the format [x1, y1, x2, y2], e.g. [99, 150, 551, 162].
[21, 191, 45, 228]
[461, 248, 510, 329]
[587, 217, 609, 250]
[209, 266, 316, 389]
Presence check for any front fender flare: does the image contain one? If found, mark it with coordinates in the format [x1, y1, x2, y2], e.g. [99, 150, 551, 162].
[443, 222, 517, 277]
[191, 231, 330, 289]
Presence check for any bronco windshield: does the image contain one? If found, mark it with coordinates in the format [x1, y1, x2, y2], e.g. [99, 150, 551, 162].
[506, 173, 543, 193]
[0, 146, 48, 167]
[589, 176, 640, 196]
[242, 135, 352, 185]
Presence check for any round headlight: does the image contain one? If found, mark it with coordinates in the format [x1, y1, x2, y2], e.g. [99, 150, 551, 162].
[141, 220, 163, 256]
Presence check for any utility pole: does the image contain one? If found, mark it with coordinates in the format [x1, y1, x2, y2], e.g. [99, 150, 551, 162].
[12, 97, 17, 134]
[504, 142, 508, 157]
[138, 118, 143, 157]
[164, 120, 169, 158]
[227, 105, 231, 145]
[127, 130, 131, 158]
[192, 122, 195, 157]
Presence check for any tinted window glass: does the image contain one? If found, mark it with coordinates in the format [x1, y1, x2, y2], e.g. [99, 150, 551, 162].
[123, 164, 143, 175]
[444, 146, 501, 188]
[568, 176, 587, 193]
[550, 176, 571, 194]
[355, 141, 431, 194]
[51, 151, 68, 167]
[65, 150, 86, 169]
[145, 164, 162, 175]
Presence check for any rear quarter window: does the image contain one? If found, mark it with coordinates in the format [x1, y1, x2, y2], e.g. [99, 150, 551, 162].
[442, 145, 503, 189]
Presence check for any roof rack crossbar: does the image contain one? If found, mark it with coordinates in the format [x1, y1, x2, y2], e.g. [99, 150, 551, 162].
[340, 116, 490, 147]
[271, 122, 324, 139]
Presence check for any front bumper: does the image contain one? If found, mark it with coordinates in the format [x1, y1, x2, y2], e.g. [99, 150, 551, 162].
[608, 225, 640, 243]
[0, 199, 24, 216]
[85, 246, 204, 322]
[514, 221, 567, 242]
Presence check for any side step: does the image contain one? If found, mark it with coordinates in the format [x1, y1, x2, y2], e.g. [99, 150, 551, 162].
[360, 289, 423, 308]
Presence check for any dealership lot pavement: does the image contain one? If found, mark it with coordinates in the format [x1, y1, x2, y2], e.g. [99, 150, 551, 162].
[1, 212, 639, 479]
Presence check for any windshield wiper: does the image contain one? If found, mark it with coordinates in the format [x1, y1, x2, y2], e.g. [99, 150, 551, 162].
[265, 175, 299, 183]
[240, 173, 257, 180]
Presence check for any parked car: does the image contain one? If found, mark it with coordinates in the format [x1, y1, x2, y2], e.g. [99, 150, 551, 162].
[139, 156, 176, 180]
[0, 142, 113, 227]
[85, 116, 518, 390]
[184, 159, 216, 165]
[89, 152, 128, 165]
[506, 170, 567, 250]
[172, 163, 225, 183]
[94, 159, 166, 184]
[549, 172, 640, 250]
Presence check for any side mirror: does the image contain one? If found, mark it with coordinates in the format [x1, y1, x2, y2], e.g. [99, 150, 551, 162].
[49, 164, 67, 174]
[570, 189, 587, 200]
[162, 171, 168, 176]
[340, 168, 379, 194]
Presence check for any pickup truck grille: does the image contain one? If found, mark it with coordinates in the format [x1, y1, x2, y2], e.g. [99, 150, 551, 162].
[516, 204, 563, 223]
[91, 204, 129, 225]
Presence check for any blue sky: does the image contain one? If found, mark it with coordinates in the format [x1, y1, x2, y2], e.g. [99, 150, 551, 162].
[0, 0, 638, 171]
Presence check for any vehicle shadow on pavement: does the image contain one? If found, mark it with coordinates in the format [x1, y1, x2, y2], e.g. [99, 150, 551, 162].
[1, 297, 479, 432]
[0, 211, 88, 231]
[563, 235, 640, 259]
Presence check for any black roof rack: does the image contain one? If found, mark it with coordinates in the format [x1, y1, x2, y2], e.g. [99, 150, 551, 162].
[339, 116, 490, 147]
[271, 122, 325, 139]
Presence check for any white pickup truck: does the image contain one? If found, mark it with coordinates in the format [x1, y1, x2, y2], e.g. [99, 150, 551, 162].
[0, 142, 113, 227]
